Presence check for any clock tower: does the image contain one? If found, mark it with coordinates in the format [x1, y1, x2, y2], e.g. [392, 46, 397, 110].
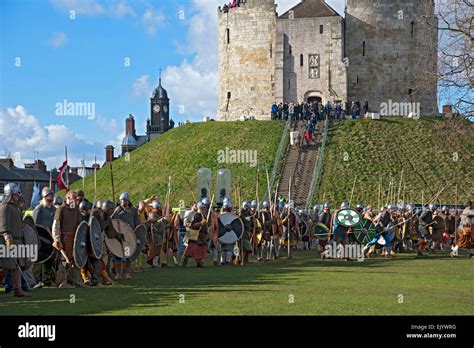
[147, 72, 171, 139]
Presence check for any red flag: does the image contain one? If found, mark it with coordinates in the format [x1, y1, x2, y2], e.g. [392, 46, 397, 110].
[58, 160, 69, 191]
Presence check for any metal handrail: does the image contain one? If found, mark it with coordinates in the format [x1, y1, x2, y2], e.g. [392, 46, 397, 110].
[267, 118, 292, 200]
[306, 115, 330, 208]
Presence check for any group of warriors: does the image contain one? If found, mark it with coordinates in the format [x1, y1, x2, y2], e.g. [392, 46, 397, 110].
[0, 181, 473, 297]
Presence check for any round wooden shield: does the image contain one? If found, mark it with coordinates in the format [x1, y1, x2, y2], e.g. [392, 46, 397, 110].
[129, 224, 148, 261]
[218, 212, 244, 244]
[35, 224, 55, 264]
[336, 209, 361, 228]
[89, 216, 103, 259]
[352, 218, 376, 244]
[74, 221, 89, 268]
[23, 222, 39, 263]
[107, 220, 137, 258]
[313, 223, 330, 241]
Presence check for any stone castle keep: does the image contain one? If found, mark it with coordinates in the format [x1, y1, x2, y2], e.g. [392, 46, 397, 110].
[217, 0, 438, 120]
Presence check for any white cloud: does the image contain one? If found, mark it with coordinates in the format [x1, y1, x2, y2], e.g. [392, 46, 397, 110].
[0, 105, 108, 168]
[50, 0, 137, 17]
[50, 0, 105, 15]
[142, 7, 165, 35]
[48, 32, 68, 48]
[110, 1, 136, 18]
[132, 75, 151, 97]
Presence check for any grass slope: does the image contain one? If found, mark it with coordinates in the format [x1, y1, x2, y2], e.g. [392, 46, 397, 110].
[1, 251, 473, 315]
[73, 121, 285, 205]
[315, 117, 474, 206]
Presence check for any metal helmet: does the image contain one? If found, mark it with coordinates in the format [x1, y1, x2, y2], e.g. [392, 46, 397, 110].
[313, 205, 320, 212]
[298, 209, 303, 215]
[201, 197, 211, 207]
[79, 201, 91, 211]
[323, 203, 331, 209]
[429, 204, 437, 211]
[356, 204, 364, 210]
[4, 183, 21, 197]
[41, 187, 54, 198]
[53, 195, 63, 206]
[262, 201, 270, 208]
[197, 201, 205, 209]
[223, 200, 232, 209]
[242, 201, 250, 209]
[119, 192, 130, 201]
[388, 204, 398, 212]
[101, 200, 115, 211]
[151, 200, 161, 209]
[406, 204, 413, 211]
[250, 200, 257, 208]
[340, 202, 349, 209]
[441, 206, 448, 212]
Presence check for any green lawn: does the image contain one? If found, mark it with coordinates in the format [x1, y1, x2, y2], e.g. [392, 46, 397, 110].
[1, 251, 472, 316]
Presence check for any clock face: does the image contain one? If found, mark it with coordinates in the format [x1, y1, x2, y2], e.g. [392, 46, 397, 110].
[153, 105, 160, 113]
[164, 105, 168, 113]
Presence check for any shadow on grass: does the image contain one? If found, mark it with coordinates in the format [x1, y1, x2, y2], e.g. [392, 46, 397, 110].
[0, 251, 463, 315]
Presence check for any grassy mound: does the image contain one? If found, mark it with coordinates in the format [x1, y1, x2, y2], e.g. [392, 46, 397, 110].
[73, 121, 285, 205]
[314, 117, 473, 206]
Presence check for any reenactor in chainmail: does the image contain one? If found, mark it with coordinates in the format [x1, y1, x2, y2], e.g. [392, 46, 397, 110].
[111, 192, 140, 280]
[259, 201, 273, 260]
[94, 200, 123, 285]
[0, 183, 31, 297]
[52, 190, 82, 288]
[238, 201, 254, 265]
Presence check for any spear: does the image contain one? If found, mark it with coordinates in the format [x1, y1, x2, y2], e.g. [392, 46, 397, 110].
[288, 176, 292, 259]
[65, 146, 69, 190]
[397, 169, 404, 203]
[82, 153, 86, 193]
[349, 175, 357, 207]
[109, 163, 115, 203]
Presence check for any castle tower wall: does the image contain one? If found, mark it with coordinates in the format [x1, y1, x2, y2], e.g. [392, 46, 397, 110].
[217, 0, 277, 121]
[276, 15, 347, 105]
[345, 0, 438, 115]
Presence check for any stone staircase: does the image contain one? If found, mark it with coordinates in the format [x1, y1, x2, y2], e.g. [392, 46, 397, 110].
[277, 120, 324, 207]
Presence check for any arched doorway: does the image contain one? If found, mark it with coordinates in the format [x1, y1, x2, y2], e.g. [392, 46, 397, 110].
[307, 96, 322, 104]
[304, 90, 324, 104]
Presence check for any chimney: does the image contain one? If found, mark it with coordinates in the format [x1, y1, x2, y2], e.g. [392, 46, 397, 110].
[125, 114, 136, 137]
[0, 158, 14, 169]
[105, 145, 115, 163]
[442, 105, 453, 115]
[24, 159, 47, 172]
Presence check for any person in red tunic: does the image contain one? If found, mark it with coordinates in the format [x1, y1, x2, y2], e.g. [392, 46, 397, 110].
[182, 202, 209, 267]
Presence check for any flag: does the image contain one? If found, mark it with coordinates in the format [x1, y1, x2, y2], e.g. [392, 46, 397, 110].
[30, 182, 40, 208]
[58, 160, 70, 191]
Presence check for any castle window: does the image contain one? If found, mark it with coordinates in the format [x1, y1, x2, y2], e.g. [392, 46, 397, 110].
[308, 54, 320, 79]
[410, 21, 415, 36]
[408, 88, 414, 96]
[356, 76, 359, 84]
[320, 25, 324, 34]
[288, 79, 290, 89]
[226, 28, 230, 44]
[270, 44, 273, 58]
[300, 54, 304, 67]
[289, 45, 292, 54]
[362, 41, 366, 56]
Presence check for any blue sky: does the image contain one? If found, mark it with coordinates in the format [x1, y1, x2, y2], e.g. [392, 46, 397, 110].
[0, 0, 345, 169]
